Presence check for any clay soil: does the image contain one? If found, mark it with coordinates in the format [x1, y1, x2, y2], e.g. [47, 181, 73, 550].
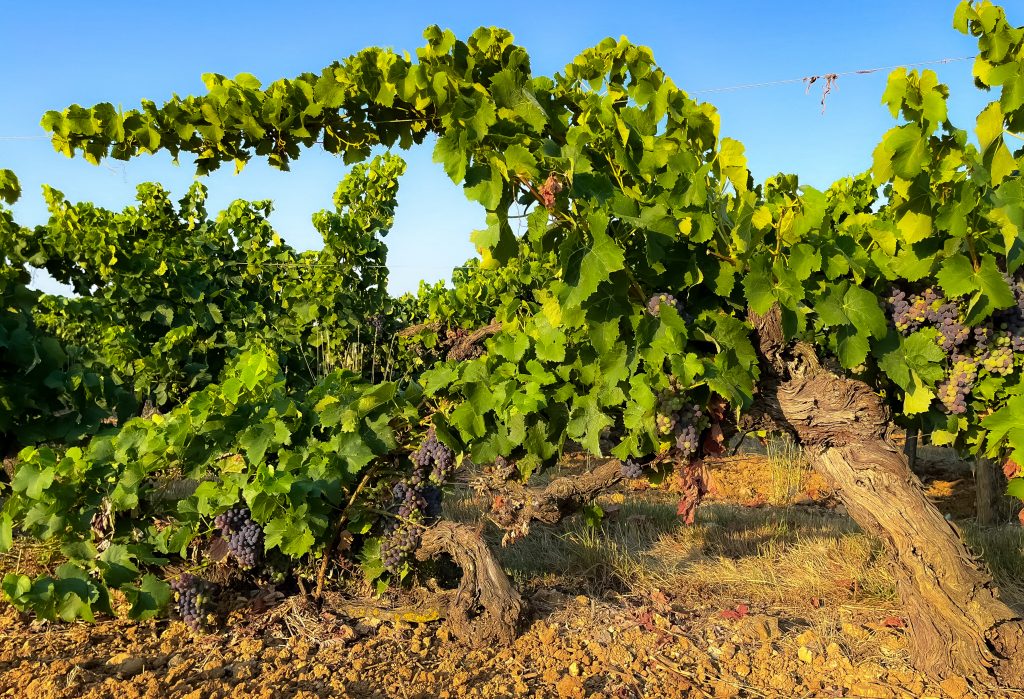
[0, 448, 1021, 699]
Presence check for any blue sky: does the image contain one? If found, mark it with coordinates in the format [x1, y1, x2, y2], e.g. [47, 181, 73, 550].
[1, 1, 996, 296]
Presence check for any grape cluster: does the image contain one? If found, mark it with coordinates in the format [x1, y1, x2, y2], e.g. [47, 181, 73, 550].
[937, 356, 979, 414]
[886, 281, 1024, 414]
[620, 459, 645, 479]
[887, 287, 968, 351]
[379, 430, 457, 574]
[647, 292, 678, 317]
[215, 502, 263, 570]
[422, 484, 443, 519]
[413, 429, 457, 485]
[170, 573, 214, 630]
[934, 301, 969, 351]
[982, 345, 1014, 375]
[655, 380, 704, 461]
[368, 314, 385, 334]
[380, 519, 423, 573]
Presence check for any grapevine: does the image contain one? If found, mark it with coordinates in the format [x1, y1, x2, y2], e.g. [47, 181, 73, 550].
[0, 2, 1022, 686]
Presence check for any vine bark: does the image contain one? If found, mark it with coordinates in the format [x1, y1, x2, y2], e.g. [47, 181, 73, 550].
[416, 521, 523, 646]
[749, 307, 1023, 688]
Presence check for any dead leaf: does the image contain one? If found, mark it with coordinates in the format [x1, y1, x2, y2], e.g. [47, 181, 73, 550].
[208, 536, 229, 563]
[719, 604, 749, 620]
[650, 590, 670, 611]
[1003, 459, 1021, 480]
[703, 424, 725, 455]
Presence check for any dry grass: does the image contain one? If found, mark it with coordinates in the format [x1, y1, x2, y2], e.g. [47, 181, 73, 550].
[765, 434, 810, 506]
[444, 485, 896, 609]
[446, 447, 1023, 624]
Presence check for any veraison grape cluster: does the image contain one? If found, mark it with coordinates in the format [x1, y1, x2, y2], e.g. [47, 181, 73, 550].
[215, 502, 263, 570]
[887, 281, 1024, 414]
[170, 573, 214, 630]
[620, 459, 645, 479]
[655, 377, 704, 461]
[646, 292, 678, 317]
[380, 430, 456, 574]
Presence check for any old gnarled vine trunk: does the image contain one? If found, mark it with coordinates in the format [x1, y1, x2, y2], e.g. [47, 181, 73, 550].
[749, 308, 1023, 688]
[416, 522, 523, 646]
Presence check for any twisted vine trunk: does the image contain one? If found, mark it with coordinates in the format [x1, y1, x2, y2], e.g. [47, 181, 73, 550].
[416, 521, 523, 647]
[750, 308, 1023, 688]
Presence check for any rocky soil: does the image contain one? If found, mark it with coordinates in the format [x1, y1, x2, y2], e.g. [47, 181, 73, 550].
[0, 448, 1020, 699]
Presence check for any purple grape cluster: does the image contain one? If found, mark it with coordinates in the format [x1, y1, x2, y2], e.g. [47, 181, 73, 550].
[934, 301, 969, 351]
[886, 282, 1024, 414]
[674, 422, 700, 460]
[647, 292, 678, 317]
[368, 314, 385, 334]
[422, 484, 443, 520]
[887, 287, 968, 351]
[215, 502, 263, 570]
[620, 459, 645, 479]
[379, 431, 457, 574]
[380, 519, 423, 573]
[170, 573, 214, 630]
[413, 429, 457, 485]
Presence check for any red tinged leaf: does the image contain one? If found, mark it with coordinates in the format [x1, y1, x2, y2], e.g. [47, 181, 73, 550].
[635, 609, 656, 632]
[835, 578, 861, 594]
[810, 597, 823, 609]
[719, 603, 749, 620]
[650, 589, 670, 610]
[674, 459, 708, 525]
[1004, 459, 1021, 480]
[881, 616, 906, 628]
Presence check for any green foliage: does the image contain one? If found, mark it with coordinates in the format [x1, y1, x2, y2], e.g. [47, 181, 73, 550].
[1, 344, 428, 619]
[0, 179, 128, 452]
[12, 154, 405, 408]
[5, 0, 1024, 623]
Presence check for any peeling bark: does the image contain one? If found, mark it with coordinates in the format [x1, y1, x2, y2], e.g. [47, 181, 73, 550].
[416, 521, 523, 647]
[446, 322, 501, 361]
[750, 307, 1023, 688]
[483, 458, 624, 545]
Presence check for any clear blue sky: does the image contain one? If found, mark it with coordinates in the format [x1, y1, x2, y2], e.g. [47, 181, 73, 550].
[1, 1, 995, 296]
